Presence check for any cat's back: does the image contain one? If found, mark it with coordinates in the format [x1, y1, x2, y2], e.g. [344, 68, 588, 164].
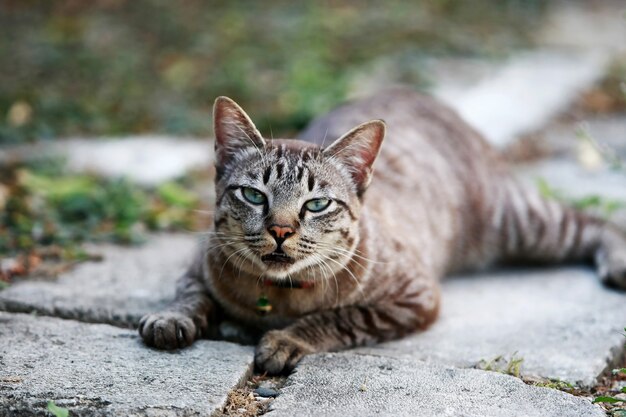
[298, 88, 503, 186]
[299, 89, 508, 274]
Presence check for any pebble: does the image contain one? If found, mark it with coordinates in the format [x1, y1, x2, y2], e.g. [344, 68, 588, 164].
[254, 387, 279, 398]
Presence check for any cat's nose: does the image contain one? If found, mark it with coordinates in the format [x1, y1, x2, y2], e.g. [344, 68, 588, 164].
[268, 224, 295, 244]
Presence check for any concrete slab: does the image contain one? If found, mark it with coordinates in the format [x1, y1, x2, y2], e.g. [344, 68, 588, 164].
[0, 311, 253, 416]
[357, 268, 626, 387]
[435, 50, 608, 148]
[0, 234, 197, 327]
[269, 353, 605, 417]
[0, 136, 212, 186]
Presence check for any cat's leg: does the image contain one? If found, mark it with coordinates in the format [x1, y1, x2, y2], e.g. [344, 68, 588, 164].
[138, 250, 216, 349]
[255, 277, 440, 374]
[493, 179, 626, 289]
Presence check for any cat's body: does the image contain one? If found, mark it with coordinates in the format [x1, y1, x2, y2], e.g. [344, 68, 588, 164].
[139, 89, 626, 374]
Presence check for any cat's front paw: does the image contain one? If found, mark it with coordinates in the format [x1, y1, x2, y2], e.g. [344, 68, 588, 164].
[254, 330, 314, 375]
[138, 311, 198, 350]
[597, 249, 626, 290]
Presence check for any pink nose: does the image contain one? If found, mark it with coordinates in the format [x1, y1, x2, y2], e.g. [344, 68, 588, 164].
[268, 224, 295, 240]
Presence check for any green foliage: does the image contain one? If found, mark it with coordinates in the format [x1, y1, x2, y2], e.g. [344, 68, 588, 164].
[593, 329, 626, 413]
[536, 178, 626, 219]
[0, 161, 200, 256]
[0, 0, 546, 144]
[594, 395, 624, 404]
[533, 379, 575, 391]
[476, 353, 524, 378]
[47, 400, 69, 417]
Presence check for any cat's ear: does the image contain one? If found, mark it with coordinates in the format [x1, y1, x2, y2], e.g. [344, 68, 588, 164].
[323, 120, 386, 196]
[213, 96, 266, 167]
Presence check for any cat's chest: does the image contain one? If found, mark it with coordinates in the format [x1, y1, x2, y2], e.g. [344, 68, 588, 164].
[209, 274, 330, 326]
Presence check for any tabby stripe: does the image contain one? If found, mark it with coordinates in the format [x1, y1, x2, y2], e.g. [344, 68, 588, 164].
[263, 166, 272, 184]
[334, 200, 357, 221]
[332, 310, 357, 345]
[570, 212, 585, 258]
[372, 308, 404, 329]
[276, 163, 284, 179]
[313, 208, 343, 222]
[308, 173, 315, 191]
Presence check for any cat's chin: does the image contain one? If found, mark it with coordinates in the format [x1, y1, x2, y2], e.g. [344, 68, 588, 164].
[262, 268, 295, 280]
[262, 260, 298, 277]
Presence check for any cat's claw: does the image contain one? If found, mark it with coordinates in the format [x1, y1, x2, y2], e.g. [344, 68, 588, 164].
[254, 330, 314, 375]
[138, 311, 197, 350]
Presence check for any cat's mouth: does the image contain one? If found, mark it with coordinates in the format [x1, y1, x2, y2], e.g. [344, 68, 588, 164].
[261, 252, 295, 265]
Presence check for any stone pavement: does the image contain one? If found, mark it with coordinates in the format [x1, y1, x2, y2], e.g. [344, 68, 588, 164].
[0, 234, 196, 328]
[358, 268, 626, 388]
[269, 354, 606, 417]
[0, 312, 253, 417]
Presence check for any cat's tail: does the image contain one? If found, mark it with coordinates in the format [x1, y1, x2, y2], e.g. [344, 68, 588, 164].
[489, 177, 626, 288]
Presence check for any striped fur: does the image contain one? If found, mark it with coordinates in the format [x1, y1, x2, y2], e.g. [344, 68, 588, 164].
[139, 89, 626, 374]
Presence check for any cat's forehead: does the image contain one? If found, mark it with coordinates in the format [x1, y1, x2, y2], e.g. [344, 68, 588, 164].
[240, 139, 324, 174]
[266, 139, 322, 160]
[229, 139, 346, 197]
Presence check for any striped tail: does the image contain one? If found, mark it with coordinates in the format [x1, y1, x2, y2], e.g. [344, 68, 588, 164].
[491, 178, 626, 289]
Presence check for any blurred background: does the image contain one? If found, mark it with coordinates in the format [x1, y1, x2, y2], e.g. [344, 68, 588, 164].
[1, 0, 625, 280]
[0, 0, 547, 143]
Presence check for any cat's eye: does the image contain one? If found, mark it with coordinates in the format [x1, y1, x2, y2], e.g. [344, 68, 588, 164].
[304, 198, 331, 213]
[241, 187, 266, 205]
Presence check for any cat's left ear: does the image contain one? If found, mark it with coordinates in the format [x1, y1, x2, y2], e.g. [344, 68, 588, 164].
[323, 120, 386, 196]
[213, 96, 266, 168]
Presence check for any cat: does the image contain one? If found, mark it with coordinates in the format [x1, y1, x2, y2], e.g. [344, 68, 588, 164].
[139, 89, 626, 374]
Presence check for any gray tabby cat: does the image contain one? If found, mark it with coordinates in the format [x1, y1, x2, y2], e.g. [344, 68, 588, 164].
[139, 89, 626, 374]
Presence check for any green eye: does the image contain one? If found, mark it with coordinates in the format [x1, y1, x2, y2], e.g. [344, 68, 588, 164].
[305, 198, 331, 213]
[242, 187, 266, 205]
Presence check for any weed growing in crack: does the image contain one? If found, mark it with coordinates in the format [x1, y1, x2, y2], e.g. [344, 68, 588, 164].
[593, 328, 626, 416]
[476, 353, 524, 378]
[47, 400, 69, 417]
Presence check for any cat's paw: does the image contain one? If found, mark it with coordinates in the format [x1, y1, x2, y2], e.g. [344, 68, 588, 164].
[254, 330, 314, 375]
[138, 311, 198, 350]
[596, 249, 626, 290]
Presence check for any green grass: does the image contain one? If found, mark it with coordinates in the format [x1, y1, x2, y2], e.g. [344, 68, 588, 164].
[47, 400, 69, 417]
[536, 178, 626, 220]
[593, 328, 626, 416]
[0, 0, 546, 144]
[533, 379, 575, 391]
[0, 158, 204, 258]
[476, 353, 524, 378]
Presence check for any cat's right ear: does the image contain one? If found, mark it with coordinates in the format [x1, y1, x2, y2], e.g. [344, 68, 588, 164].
[213, 96, 266, 168]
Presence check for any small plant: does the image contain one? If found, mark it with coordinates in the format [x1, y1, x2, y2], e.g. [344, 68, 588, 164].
[534, 379, 575, 392]
[536, 178, 626, 220]
[47, 400, 69, 417]
[576, 126, 625, 173]
[476, 353, 524, 378]
[0, 159, 206, 282]
[593, 328, 626, 416]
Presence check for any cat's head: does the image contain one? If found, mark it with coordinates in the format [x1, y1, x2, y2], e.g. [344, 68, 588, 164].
[211, 96, 385, 280]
